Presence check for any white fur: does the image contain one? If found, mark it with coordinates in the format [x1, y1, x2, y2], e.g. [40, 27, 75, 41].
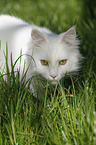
[0, 15, 81, 87]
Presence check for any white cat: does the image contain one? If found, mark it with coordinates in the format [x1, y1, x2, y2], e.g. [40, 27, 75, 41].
[0, 15, 81, 93]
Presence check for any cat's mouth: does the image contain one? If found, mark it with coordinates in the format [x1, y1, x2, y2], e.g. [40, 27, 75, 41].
[50, 80, 58, 85]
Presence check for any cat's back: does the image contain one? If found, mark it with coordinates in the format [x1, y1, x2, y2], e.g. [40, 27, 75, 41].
[0, 14, 32, 43]
[0, 15, 28, 28]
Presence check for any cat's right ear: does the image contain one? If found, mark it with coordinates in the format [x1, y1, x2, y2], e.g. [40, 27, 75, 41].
[60, 26, 76, 45]
[31, 29, 46, 46]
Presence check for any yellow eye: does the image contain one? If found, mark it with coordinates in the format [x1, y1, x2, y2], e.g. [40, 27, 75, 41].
[59, 59, 67, 65]
[41, 60, 48, 65]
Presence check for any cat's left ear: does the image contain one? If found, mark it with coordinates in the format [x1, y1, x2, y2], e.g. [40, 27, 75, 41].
[31, 29, 46, 46]
[60, 26, 76, 45]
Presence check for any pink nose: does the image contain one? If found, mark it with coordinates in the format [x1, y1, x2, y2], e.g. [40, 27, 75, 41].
[50, 74, 57, 79]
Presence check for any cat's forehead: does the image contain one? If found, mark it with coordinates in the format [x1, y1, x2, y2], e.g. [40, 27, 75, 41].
[33, 35, 68, 62]
[47, 43, 68, 62]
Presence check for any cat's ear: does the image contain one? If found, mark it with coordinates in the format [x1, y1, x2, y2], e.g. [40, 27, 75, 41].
[60, 26, 76, 45]
[31, 29, 46, 45]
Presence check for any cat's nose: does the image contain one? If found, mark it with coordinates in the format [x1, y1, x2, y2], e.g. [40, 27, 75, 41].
[50, 74, 57, 79]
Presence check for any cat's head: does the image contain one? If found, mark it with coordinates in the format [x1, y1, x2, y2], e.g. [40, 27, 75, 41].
[31, 26, 81, 84]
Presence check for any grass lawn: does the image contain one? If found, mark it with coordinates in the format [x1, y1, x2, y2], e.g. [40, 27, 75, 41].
[0, 0, 96, 144]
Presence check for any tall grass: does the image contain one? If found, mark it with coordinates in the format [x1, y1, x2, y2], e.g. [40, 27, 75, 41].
[0, 47, 96, 144]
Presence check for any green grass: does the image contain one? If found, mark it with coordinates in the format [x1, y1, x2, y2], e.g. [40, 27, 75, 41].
[0, 0, 96, 144]
[0, 61, 96, 144]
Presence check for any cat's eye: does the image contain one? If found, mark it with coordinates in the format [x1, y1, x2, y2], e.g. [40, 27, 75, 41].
[59, 59, 67, 65]
[41, 60, 48, 66]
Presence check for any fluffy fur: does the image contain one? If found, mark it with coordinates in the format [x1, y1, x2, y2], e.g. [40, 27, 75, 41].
[0, 15, 81, 89]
